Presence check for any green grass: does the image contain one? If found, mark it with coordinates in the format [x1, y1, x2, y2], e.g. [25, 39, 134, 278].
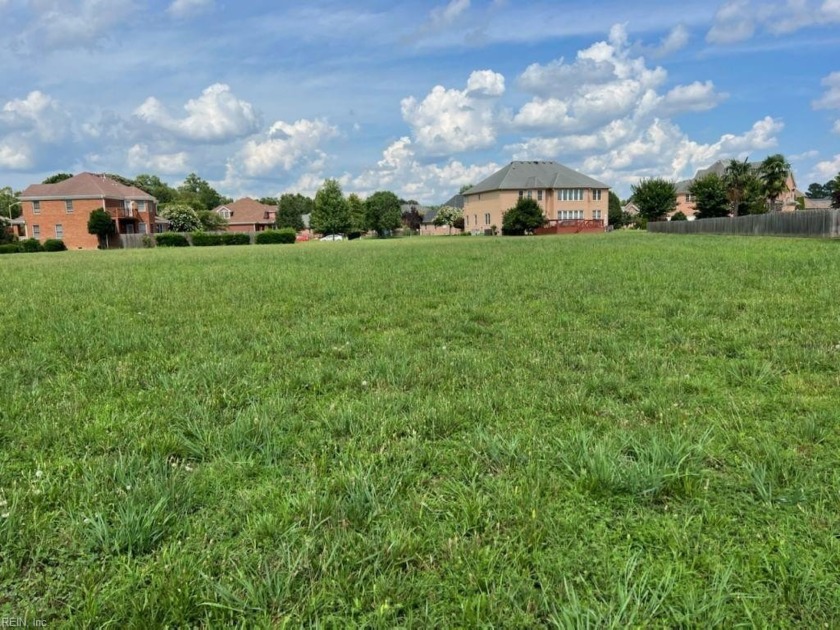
[2, 232, 839, 626]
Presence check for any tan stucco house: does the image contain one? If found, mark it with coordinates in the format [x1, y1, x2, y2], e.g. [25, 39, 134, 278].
[462, 161, 610, 234]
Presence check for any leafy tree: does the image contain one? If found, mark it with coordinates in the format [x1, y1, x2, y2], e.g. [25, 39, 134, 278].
[743, 175, 768, 214]
[177, 173, 226, 211]
[0, 187, 21, 221]
[347, 193, 366, 233]
[759, 154, 791, 212]
[608, 191, 623, 227]
[257, 197, 279, 206]
[160, 204, 202, 232]
[453, 216, 465, 231]
[42, 173, 73, 184]
[689, 173, 730, 219]
[312, 179, 351, 236]
[134, 174, 176, 204]
[433, 206, 463, 234]
[806, 182, 829, 199]
[196, 210, 228, 231]
[364, 190, 402, 237]
[87, 207, 115, 248]
[105, 173, 136, 188]
[276, 193, 311, 231]
[832, 173, 840, 209]
[630, 178, 677, 221]
[459, 183, 474, 194]
[401, 205, 423, 232]
[723, 158, 753, 216]
[501, 198, 546, 235]
[671, 211, 688, 221]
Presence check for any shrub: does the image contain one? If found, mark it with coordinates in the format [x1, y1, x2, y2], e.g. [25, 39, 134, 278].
[191, 232, 221, 247]
[0, 243, 20, 254]
[192, 232, 251, 246]
[222, 232, 250, 245]
[43, 239, 67, 252]
[671, 211, 688, 222]
[502, 198, 546, 235]
[155, 233, 189, 247]
[256, 229, 296, 245]
[141, 235, 154, 248]
[20, 238, 44, 253]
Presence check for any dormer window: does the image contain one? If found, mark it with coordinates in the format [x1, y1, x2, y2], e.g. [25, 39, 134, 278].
[219, 208, 232, 219]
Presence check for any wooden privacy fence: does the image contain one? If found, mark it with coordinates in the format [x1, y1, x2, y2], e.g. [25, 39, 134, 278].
[648, 209, 840, 238]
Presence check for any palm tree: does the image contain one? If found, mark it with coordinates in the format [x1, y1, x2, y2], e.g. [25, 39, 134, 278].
[759, 154, 791, 212]
[723, 158, 753, 216]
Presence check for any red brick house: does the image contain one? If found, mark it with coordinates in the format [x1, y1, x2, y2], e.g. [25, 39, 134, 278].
[212, 198, 276, 232]
[20, 173, 157, 249]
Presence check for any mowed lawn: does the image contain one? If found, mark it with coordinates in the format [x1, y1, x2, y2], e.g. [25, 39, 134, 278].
[1, 232, 839, 626]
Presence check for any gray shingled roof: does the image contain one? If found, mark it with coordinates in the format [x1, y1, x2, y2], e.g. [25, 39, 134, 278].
[441, 193, 464, 209]
[464, 161, 609, 195]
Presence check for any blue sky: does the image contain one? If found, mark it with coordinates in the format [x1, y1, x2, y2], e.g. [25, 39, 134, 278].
[1, 0, 839, 202]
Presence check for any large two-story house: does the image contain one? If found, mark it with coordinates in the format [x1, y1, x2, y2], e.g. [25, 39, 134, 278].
[212, 198, 277, 232]
[462, 161, 610, 234]
[20, 173, 158, 249]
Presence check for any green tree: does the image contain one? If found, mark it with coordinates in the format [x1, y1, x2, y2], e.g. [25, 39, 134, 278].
[689, 173, 730, 219]
[134, 174, 176, 204]
[608, 191, 623, 227]
[433, 206, 463, 234]
[196, 210, 228, 231]
[759, 154, 791, 212]
[831, 173, 840, 209]
[630, 178, 677, 221]
[671, 211, 688, 221]
[312, 179, 351, 236]
[459, 183, 474, 194]
[42, 173, 73, 184]
[364, 191, 402, 237]
[806, 182, 828, 199]
[0, 187, 21, 221]
[742, 175, 768, 214]
[347, 193, 366, 233]
[257, 197, 279, 207]
[177, 173, 226, 211]
[87, 207, 115, 248]
[160, 204, 202, 232]
[276, 194, 311, 231]
[723, 158, 753, 216]
[501, 198, 546, 235]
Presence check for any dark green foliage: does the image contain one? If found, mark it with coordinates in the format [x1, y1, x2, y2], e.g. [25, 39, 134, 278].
[87, 208, 116, 240]
[348, 193, 366, 233]
[401, 206, 423, 232]
[501, 197, 546, 235]
[155, 232, 190, 247]
[0, 243, 20, 254]
[689, 174, 730, 219]
[759, 154, 791, 212]
[256, 229, 296, 244]
[453, 216, 465, 231]
[608, 191, 624, 227]
[831, 173, 840, 209]
[631, 178, 677, 221]
[276, 194, 312, 231]
[671, 211, 688, 221]
[196, 210, 228, 232]
[257, 197, 279, 207]
[134, 174, 177, 204]
[364, 190, 402, 237]
[20, 238, 44, 252]
[191, 232, 250, 246]
[43, 239, 67, 252]
[312, 179, 351, 236]
[42, 173, 73, 184]
[0, 186, 20, 222]
[805, 182, 828, 199]
[177, 173, 226, 212]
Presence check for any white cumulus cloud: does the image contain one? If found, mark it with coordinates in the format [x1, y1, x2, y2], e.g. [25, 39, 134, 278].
[707, 0, 840, 44]
[401, 70, 505, 155]
[134, 84, 260, 143]
[127, 144, 189, 175]
[0, 91, 72, 169]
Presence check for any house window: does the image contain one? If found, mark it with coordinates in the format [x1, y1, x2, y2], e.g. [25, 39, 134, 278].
[484, 213, 491, 225]
[537, 190, 543, 201]
[526, 190, 532, 199]
[518, 190, 524, 199]
[33, 225, 41, 239]
[593, 190, 602, 201]
[474, 215, 477, 226]
[138, 223, 147, 234]
[55, 224, 64, 238]
[137, 200, 147, 212]
[33, 201, 41, 214]
[65, 200, 74, 213]
[559, 210, 585, 220]
[465, 216, 469, 227]
[593, 209, 602, 220]
[220, 208, 231, 219]
[558, 189, 584, 201]
[685, 194, 695, 203]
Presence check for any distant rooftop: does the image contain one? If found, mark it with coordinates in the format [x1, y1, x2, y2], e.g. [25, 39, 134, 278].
[21, 173, 157, 201]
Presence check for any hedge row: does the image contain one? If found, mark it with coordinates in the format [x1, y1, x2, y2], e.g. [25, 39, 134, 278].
[0, 238, 67, 254]
[155, 233, 190, 247]
[255, 229, 296, 244]
[192, 232, 251, 246]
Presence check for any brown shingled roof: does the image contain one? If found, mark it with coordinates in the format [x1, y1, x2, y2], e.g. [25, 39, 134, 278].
[20, 173, 157, 201]
[213, 198, 276, 226]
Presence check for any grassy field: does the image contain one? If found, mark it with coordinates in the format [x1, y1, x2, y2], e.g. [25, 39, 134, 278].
[1, 232, 839, 626]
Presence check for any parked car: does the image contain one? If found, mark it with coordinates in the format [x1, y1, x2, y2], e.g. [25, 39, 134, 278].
[320, 234, 344, 241]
